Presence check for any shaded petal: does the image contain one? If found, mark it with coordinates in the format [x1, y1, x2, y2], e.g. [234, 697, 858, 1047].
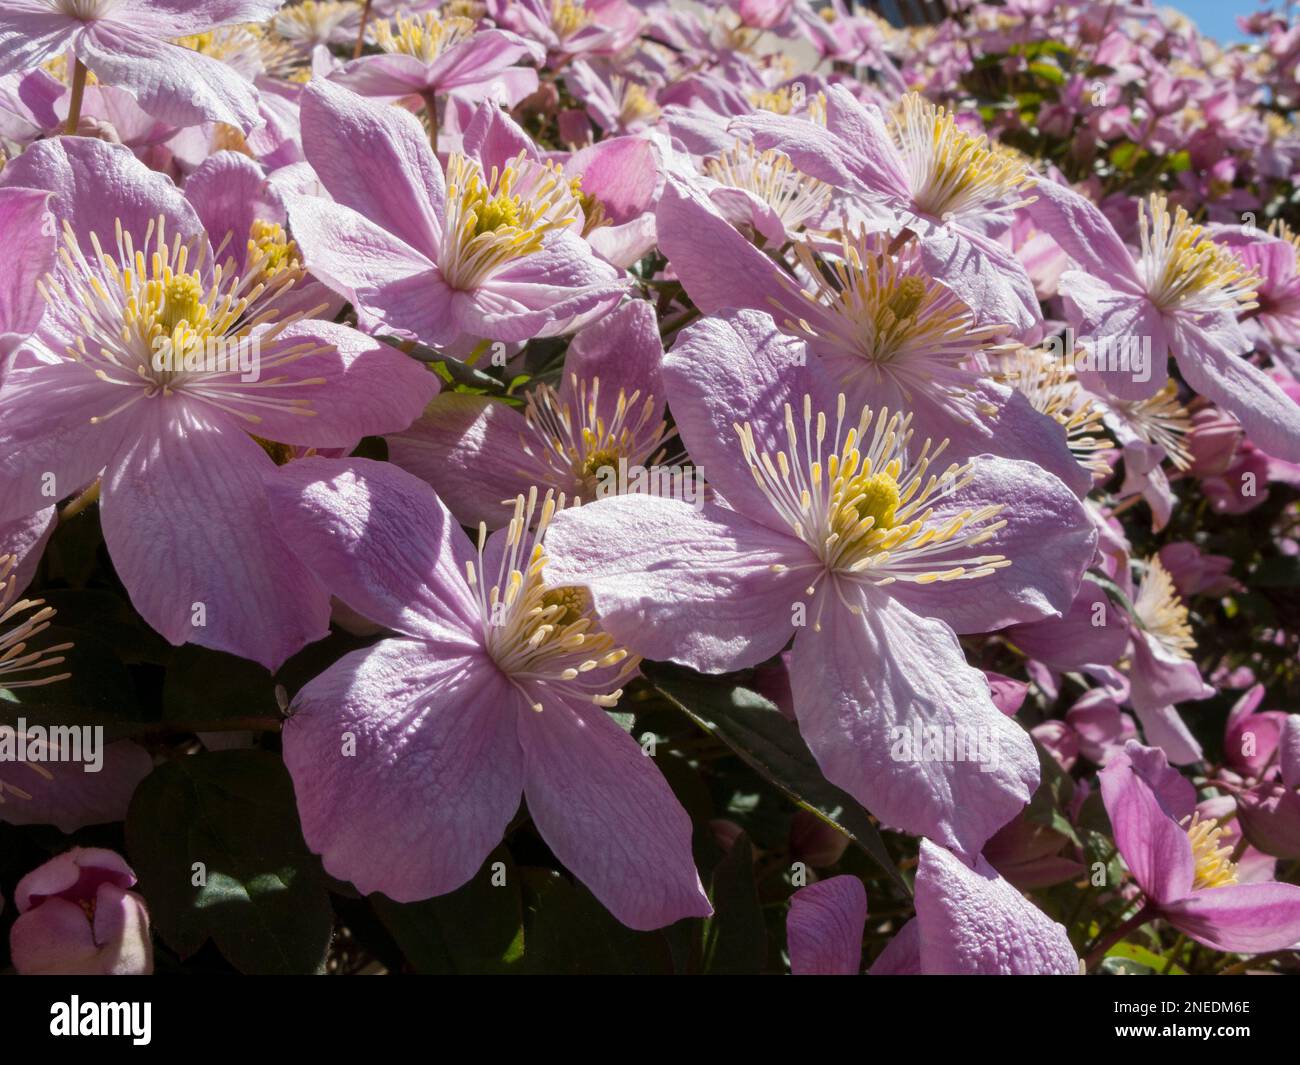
[0, 186, 54, 367]
[0, 741, 152, 833]
[787, 875, 866, 974]
[284, 638, 525, 901]
[264, 456, 482, 643]
[1098, 745, 1195, 904]
[868, 917, 922, 974]
[1162, 882, 1300, 954]
[387, 394, 535, 530]
[517, 687, 711, 930]
[1025, 177, 1144, 291]
[914, 839, 1078, 974]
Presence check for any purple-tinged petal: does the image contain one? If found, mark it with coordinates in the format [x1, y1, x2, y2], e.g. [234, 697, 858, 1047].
[544, 494, 813, 673]
[284, 638, 525, 901]
[886, 456, 1096, 634]
[1161, 882, 1300, 954]
[0, 186, 54, 369]
[299, 78, 444, 259]
[387, 395, 535, 530]
[101, 404, 330, 670]
[868, 917, 922, 974]
[1173, 317, 1300, 463]
[1005, 578, 1127, 671]
[264, 456, 482, 644]
[790, 592, 1040, 858]
[1098, 745, 1195, 904]
[0, 741, 152, 833]
[787, 875, 866, 975]
[1025, 178, 1144, 292]
[517, 688, 711, 930]
[0, 507, 56, 594]
[1128, 632, 1213, 714]
[1131, 703, 1204, 766]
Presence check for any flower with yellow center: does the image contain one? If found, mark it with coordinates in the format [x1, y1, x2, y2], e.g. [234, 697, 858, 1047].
[1137, 194, 1260, 315]
[781, 231, 1008, 419]
[704, 142, 832, 237]
[737, 395, 1009, 613]
[893, 93, 1036, 220]
[750, 87, 827, 123]
[37, 215, 328, 424]
[1132, 557, 1196, 661]
[440, 151, 581, 291]
[1182, 812, 1239, 890]
[550, 0, 594, 40]
[374, 12, 475, 62]
[271, 0, 359, 51]
[467, 489, 637, 710]
[517, 373, 670, 500]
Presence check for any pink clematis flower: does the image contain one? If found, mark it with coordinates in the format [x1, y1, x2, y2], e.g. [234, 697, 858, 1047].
[543, 308, 1099, 857]
[388, 299, 671, 529]
[0, 0, 282, 132]
[733, 86, 1044, 333]
[486, 0, 642, 65]
[331, 10, 542, 107]
[9, 848, 152, 975]
[0, 135, 438, 670]
[1100, 740, 1300, 953]
[262, 458, 711, 929]
[1028, 180, 1300, 461]
[285, 79, 624, 348]
[788, 842, 1078, 975]
[655, 177, 1091, 496]
[1236, 714, 1300, 861]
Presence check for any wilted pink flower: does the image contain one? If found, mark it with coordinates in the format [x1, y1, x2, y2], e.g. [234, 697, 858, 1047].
[9, 848, 152, 975]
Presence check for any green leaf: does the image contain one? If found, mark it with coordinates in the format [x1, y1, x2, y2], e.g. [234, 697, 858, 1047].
[125, 750, 334, 975]
[517, 869, 675, 974]
[702, 832, 766, 974]
[644, 661, 908, 895]
[373, 846, 524, 974]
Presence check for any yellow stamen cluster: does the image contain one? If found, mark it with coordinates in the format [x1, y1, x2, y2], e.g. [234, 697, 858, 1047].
[374, 13, 474, 62]
[615, 79, 660, 127]
[246, 219, 302, 281]
[737, 395, 1009, 593]
[519, 373, 669, 497]
[271, 0, 358, 49]
[1133, 557, 1196, 660]
[441, 152, 579, 290]
[704, 142, 832, 236]
[551, 0, 594, 39]
[39, 216, 326, 424]
[1138, 194, 1260, 314]
[750, 87, 828, 124]
[0, 555, 72, 694]
[1269, 218, 1300, 270]
[1183, 812, 1239, 891]
[999, 347, 1112, 477]
[894, 93, 1035, 218]
[469, 490, 636, 709]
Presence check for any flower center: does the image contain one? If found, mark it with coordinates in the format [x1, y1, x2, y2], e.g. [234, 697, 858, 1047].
[466, 490, 636, 710]
[49, 0, 115, 19]
[1183, 812, 1239, 891]
[39, 216, 327, 424]
[374, 13, 474, 62]
[271, 0, 358, 48]
[551, 0, 594, 39]
[781, 231, 1006, 416]
[704, 142, 831, 236]
[893, 93, 1035, 219]
[1106, 380, 1193, 470]
[518, 374, 669, 498]
[441, 153, 580, 291]
[1133, 557, 1196, 660]
[736, 394, 1009, 586]
[1138, 195, 1260, 314]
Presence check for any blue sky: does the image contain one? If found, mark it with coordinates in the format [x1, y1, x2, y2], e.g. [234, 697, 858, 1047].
[1168, 1, 1261, 43]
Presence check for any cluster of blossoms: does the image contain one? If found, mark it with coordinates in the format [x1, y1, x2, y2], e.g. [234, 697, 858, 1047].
[0, 0, 1297, 977]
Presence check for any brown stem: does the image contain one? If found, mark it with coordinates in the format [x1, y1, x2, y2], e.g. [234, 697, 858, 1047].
[353, 0, 374, 60]
[64, 58, 89, 135]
